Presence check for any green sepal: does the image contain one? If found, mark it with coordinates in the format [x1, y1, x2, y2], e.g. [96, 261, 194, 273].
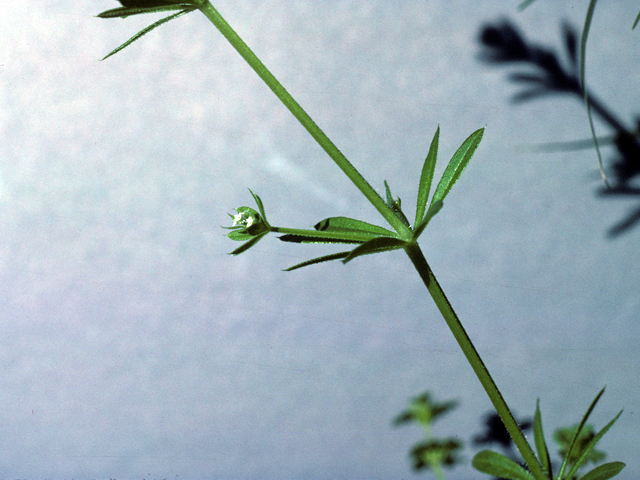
[415, 125, 439, 228]
[563, 409, 623, 480]
[228, 233, 267, 255]
[314, 216, 395, 237]
[431, 127, 484, 207]
[580, 462, 626, 480]
[384, 181, 411, 227]
[342, 236, 408, 264]
[412, 200, 443, 241]
[634, 10, 640, 29]
[533, 399, 552, 479]
[278, 234, 362, 245]
[99, 8, 197, 60]
[472, 450, 534, 480]
[284, 251, 351, 271]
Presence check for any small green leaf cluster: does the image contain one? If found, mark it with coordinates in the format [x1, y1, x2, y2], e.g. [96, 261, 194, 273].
[472, 387, 625, 480]
[393, 392, 463, 476]
[97, 0, 206, 60]
[225, 127, 484, 271]
[224, 189, 272, 255]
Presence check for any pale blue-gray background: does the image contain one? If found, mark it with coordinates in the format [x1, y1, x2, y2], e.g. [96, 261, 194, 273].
[1, 1, 639, 479]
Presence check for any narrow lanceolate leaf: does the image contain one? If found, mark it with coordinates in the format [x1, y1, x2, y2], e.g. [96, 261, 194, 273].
[249, 189, 268, 223]
[278, 234, 362, 245]
[431, 127, 484, 207]
[100, 8, 196, 60]
[228, 234, 266, 255]
[557, 386, 605, 480]
[314, 217, 395, 237]
[97, 4, 196, 18]
[284, 251, 351, 271]
[564, 409, 624, 480]
[533, 400, 552, 479]
[415, 125, 439, 228]
[342, 236, 408, 264]
[119, 0, 198, 7]
[579, 462, 626, 480]
[472, 450, 534, 480]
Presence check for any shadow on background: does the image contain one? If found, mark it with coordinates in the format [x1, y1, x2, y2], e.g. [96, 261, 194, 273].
[477, 19, 640, 237]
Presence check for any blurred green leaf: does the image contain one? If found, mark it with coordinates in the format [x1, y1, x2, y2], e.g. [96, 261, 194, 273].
[517, 0, 539, 11]
[580, 462, 626, 480]
[393, 392, 458, 427]
[410, 439, 463, 471]
[556, 387, 605, 478]
[555, 424, 604, 468]
[563, 409, 623, 480]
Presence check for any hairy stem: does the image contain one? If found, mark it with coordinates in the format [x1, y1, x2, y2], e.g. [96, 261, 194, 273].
[198, 2, 411, 238]
[198, 3, 545, 479]
[403, 243, 546, 480]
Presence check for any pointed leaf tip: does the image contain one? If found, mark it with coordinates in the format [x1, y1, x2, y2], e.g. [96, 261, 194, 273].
[415, 125, 439, 228]
[431, 127, 484, 207]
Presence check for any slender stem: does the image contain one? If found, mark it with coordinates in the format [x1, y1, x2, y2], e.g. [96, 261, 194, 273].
[198, 2, 411, 238]
[403, 243, 546, 480]
[198, 3, 544, 478]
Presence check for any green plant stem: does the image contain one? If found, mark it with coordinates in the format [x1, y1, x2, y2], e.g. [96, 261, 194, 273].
[198, 3, 545, 479]
[404, 243, 546, 480]
[198, 2, 411, 238]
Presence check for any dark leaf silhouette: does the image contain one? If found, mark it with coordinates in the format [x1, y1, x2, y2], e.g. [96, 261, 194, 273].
[474, 412, 532, 451]
[478, 19, 640, 236]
